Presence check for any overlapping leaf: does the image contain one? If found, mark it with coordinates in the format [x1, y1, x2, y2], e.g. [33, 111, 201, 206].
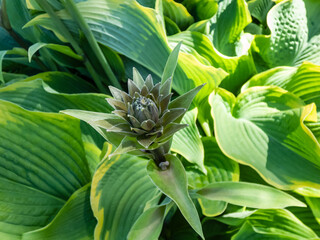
[253, 0, 320, 68]
[26, 0, 227, 102]
[0, 100, 91, 239]
[242, 62, 320, 144]
[232, 209, 318, 239]
[187, 137, 239, 217]
[210, 87, 320, 190]
[0, 78, 111, 147]
[171, 108, 205, 173]
[22, 184, 96, 240]
[91, 146, 159, 240]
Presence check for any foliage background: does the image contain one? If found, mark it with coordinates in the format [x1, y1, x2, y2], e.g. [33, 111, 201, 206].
[0, 0, 320, 239]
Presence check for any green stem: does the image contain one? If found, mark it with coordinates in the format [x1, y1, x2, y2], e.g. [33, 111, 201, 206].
[35, 0, 108, 93]
[62, 0, 122, 90]
[150, 146, 170, 170]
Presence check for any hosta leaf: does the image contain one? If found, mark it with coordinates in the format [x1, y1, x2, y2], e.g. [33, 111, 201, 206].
[0, 27, 19, 51]
[0, 100, 92, 239]
[127, 200, 173, 240]
[254, 0, 320, 67]
[26, 0, 227, 102]
[26, 0, 63, 10]
[162, 0, 194, 30]
[164, 16, 181, 36]
[22, 184, 96, 240]
[28, 42, 83, 62]
[22, 71, 97, 94]
[6, 0, 39, 42]
[0, 79, 110, 113]
[197, 182, 305, 209]
[242, 62, 320, 145]
[210, 87, 320, 190]
[232, 209, 319, 239]
[306, 197, 320, 226]
[147, 154, 204, 239]
[91, 154, 159, 240]
[289, 202, 320, 237]
[83, 142, 101, 177]
[182, 0, 218, 21]
[128, 205, 166, 240]
[212, 0, 252, 56]
[0, 51, 7, 84]
[248, 0, 275, 25]
[168, 30, 256, 94]
[0, 79, 111, 147]
[187, 137, 239, 217]
[171, 108, 205, 173]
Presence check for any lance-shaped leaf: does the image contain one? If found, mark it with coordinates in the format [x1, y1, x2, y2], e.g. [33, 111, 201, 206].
[127, 200, 174, 240]
[168, 83, 205, 121]
[186, 137, 239, 217]
[161, 41, 181, 86]
[147, 154, 204, 239]
[28, 42, 83, 62]
[196, 182, 305, 209]
[61, 109, 126, 146]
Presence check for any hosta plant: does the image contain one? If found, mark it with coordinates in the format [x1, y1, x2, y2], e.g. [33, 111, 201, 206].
[0, 0, 320, 239]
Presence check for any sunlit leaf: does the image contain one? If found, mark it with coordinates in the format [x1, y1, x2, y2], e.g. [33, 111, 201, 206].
[91, 154, 159, 240]
[210, 87, 320, 190]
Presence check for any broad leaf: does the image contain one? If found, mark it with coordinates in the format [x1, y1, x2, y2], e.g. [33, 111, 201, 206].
[212, 0, 252, 56]
[91, 153, 159, 240]
[232, 209, 319, 239]
[197, 182, 305, 209]
[26, 0, 227, 102]
[242, 62, 320, 145]
[0, 27, 19, 51]
[22, 71, 98, 93]
[210, 87, 320, 190]
[0, 100, 91, 239]
[182, 0, 218, 21]
[0, 79, 111, 147]
[6, 0, 39, 42]
[162, 0, 194, 30]
[22, 184, 96, 240]
[306, 197, 320, 226]
[168, 30, 256, 93]
[253, 0, 320, 67]
[147, 154, 204, 239]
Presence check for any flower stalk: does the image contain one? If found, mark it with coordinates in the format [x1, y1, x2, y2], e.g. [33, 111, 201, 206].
[105, 68, 204, 170]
